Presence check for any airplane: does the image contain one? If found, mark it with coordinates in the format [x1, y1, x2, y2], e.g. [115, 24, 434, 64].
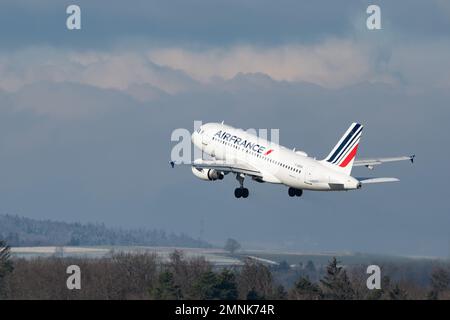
[172, 122, 414, 198]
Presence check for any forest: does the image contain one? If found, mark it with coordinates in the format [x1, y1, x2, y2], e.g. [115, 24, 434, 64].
[1, 240, 449, 300]
[0, 214, 210, 248]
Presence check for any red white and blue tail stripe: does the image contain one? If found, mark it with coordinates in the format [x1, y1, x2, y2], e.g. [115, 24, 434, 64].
[323, 123, 363, 175]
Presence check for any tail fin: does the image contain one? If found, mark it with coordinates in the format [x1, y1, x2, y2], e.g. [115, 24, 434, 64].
[323, 122, 363, 175]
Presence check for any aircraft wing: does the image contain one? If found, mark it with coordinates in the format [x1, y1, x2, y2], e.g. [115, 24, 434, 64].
[354, 155, 415, 169]
[192, 159, 263, 179]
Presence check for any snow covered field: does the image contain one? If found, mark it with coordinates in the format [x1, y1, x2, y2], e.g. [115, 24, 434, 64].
[10, 246, 243, 266]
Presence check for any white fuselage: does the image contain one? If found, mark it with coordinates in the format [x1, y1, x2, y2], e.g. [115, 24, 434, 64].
[191, 123, 361, 191]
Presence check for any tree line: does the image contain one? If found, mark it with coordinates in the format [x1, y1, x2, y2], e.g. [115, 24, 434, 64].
[0, 214, 210, 248]
[1, 241, 449, 300]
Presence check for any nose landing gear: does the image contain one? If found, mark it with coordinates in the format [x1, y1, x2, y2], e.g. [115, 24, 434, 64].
[234, 174, 249, 198]
[288, 187, 303, 197]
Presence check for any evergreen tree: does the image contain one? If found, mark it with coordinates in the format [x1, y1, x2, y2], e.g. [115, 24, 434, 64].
[215, 269, 238, 300]
[151, 271, 182, 299]
[304, 260, 318, 281]
[366, 276, 391, 300]
[191, 271, 219, 299]
[292, 276, 322, 300]
[190, 269, 239, 300]
[305, 260, 316, 273]
[246, 288, 265, 300]
[320, 257, 354, 300]
[389, 284, 408, 300]
[427, 268, 450, 300]
[273, 285, 288, 300]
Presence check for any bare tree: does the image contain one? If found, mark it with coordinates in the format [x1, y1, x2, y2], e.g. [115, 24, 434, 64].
[165, 250, 212, 299]
[238, 259, 275, 299]
[0, 240, 13, 297]
[0, 241, 12, 270]
[224, 238, 241, 255]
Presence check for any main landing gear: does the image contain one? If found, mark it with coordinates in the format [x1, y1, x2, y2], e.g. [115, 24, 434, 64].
[288, 187, 303, 197]
[234, 174, 249, 198]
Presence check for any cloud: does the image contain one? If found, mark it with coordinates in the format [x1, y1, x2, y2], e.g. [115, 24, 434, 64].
[10, 81, 133, 119]
[0, 39, 407, 98]
[2, 38, 449, 99]
[148, 40, 386, 88]
[0, 48, 199, 95]
[386, 40, 450, 89]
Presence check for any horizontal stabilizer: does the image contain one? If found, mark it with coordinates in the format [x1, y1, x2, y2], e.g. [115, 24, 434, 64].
[357, 177, 400, 184]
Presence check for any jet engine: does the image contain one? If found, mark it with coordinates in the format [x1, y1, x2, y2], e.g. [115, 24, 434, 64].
[191, 167, 224, 181]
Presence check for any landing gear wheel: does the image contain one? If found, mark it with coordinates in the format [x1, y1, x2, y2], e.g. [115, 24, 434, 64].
[288, 187, 296, 197]
[234, 174, 249, 199]
[295, 189, 303, 197]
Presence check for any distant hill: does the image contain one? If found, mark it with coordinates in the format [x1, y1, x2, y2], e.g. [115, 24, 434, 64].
[0, 214, 211, 248]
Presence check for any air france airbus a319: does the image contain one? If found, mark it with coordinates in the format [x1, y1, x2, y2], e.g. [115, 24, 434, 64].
[171, 122, 414, 199]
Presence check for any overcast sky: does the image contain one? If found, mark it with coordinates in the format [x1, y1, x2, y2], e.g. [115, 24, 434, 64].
[0, 1, 449, 257]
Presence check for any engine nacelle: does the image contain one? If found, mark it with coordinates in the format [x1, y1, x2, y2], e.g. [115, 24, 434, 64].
[191, 167, 224, 181]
